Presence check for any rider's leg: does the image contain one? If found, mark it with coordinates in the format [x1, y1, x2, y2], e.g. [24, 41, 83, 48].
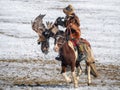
[55, 54, 62, 61]
[76, 45, 84, 59]
[76, 39, 86, 61]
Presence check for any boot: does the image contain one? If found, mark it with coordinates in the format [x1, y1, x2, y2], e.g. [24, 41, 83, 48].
[77, 45, 85, 61]
[55, 55, 62, 61]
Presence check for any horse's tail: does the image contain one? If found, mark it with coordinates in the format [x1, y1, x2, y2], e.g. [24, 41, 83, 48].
[83, 44, 99, 77]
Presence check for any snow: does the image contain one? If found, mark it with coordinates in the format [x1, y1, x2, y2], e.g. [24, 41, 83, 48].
[0, 0, 120, 89]
[0, 0, 120, 64]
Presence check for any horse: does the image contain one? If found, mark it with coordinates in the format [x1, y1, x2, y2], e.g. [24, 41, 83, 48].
[31, 14, 50, 54]
[42, 17, 99, 87]
[54, 35, 82, 88]
[53, 34, 99, 87]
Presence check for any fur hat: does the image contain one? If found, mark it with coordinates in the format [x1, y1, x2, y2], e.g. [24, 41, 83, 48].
[63, 4, 74, 15]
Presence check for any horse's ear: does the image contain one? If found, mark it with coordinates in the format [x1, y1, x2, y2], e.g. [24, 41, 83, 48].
[46, 21, 48, 26]
[48, 21, 50, 25]
[46, 21, 53, 30]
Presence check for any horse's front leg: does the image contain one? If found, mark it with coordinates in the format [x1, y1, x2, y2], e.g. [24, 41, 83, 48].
[71, 64, 78, 88]
[61, 66, 72, 84]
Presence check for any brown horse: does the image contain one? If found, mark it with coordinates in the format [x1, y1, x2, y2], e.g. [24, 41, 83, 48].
[54, 35, 98, 88]
[54, 35, 82, 88]
[31, 15, 98, 87]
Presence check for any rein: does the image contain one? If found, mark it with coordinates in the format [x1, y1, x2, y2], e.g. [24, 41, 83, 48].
[56, 35, 65, 38]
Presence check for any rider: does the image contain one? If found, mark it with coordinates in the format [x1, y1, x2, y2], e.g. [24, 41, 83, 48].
[55, 4, 84, 61]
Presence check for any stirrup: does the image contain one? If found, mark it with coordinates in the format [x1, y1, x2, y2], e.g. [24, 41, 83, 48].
[77, 53, 86, 62]
[80, 54, 86, 60]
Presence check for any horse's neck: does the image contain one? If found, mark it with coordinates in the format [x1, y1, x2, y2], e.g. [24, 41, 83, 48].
[62, 41, 78, 60]
[67, 41, 75, 51]
[61, 41, 75, 52]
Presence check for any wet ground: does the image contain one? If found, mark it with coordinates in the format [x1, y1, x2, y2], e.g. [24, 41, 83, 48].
[0, 59, 119, 90]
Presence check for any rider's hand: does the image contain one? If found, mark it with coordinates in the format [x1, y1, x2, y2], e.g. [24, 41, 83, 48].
[55, 17, 65, 26]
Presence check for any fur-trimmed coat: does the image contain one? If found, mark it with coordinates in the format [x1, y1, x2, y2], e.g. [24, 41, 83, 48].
[64, 13, 81, 40]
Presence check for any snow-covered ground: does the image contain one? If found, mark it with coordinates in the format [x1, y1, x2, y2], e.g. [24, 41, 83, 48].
[0, 0, 120, 90]
[0, 0, 120, 64]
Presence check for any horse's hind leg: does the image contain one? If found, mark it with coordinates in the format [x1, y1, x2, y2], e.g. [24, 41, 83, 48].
[87, 64, 91, 86]
[76, 61, 82, 80]
[62, 66, 72, 84]
[76, 66, 82, 80]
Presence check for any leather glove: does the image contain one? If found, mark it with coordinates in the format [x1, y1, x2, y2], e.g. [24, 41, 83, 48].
[54, 17, 65, 26]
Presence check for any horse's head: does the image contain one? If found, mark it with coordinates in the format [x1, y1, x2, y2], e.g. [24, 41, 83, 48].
[31, 14, 50, 54]
[54, 35, 65, 52]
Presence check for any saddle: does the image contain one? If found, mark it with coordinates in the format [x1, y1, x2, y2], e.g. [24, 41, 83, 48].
[79, 38, 91, 48]
[68, 37, 91, 62]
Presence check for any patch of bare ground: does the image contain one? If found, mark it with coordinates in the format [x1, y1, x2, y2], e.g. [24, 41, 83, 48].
[0, 59, 120, 88]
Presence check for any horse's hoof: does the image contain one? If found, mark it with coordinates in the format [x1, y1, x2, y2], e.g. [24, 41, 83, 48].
[87, 83, 92, 86]
[66, 78, 72, 85]
[74, 82, 78, 88]
[74, 84, 78, 88]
